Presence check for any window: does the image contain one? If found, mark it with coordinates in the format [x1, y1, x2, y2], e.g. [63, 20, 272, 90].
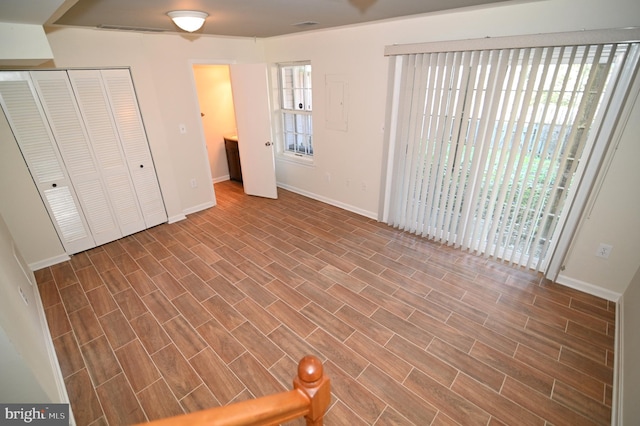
[278, 62, 313, 157]
[384, 35, 639, 272]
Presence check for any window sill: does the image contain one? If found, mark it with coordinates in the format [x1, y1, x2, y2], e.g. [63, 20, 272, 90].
[276, 153, 315, 167]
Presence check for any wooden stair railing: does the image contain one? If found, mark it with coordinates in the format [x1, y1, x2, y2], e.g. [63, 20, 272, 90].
[138, 355, 331, 426]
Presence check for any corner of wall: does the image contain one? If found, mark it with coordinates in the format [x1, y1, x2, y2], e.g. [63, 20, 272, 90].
[28, 254, 71, 272]
[555, 273, 622, 302]
[0, 23, 53, 66]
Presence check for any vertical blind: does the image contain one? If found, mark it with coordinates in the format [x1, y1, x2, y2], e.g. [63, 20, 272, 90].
[385, 38, 639, 271]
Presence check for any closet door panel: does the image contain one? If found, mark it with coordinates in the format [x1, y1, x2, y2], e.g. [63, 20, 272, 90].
[101, 69, 167, 228]
[30, 71, 122, 246]
[68, 69, 146, 237]
[44, 187, 93, 244]
[0, 72, 95, 254]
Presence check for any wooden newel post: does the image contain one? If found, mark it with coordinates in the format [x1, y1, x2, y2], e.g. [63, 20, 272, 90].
[293, 355, 331, 426]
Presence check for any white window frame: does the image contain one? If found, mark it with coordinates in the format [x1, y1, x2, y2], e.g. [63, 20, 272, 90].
[276, 61, 313, 162]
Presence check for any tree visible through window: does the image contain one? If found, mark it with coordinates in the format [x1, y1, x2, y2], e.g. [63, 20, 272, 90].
[279, 62, 313, 157]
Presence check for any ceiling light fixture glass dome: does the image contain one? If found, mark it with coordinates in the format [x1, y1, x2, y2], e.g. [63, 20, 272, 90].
[167, 10, 208, 32]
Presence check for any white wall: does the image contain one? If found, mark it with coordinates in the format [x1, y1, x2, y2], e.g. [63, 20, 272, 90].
[0, 326, 50, 402]
[265, 25, 390, 218]
[0, 214, 65, 403]
[621, 266, 640, 425]
[0, 23, 53, 66]
[263, 0, 640, 294]
[559, 89, 640, 296]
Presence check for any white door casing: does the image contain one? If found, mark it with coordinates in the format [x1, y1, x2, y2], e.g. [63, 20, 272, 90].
[229, 63, 278, 199]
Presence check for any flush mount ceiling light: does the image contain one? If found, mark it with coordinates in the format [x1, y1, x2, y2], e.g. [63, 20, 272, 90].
[167, 10, 209, 32]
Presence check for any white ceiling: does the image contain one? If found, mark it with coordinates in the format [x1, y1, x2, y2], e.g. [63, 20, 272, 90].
[1, 0, 515, 38]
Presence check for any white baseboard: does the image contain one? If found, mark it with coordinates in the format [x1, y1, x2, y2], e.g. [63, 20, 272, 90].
[28, 253, 71, 271]
[32, 272, 75, 424]
[182, 200, 216, 216]
[276, 183, 378, 220]
[611, 297, 623, 425]
[212, 175, 230, 184]
[555, 274, 622, 302]
[168, 214, 187, 224]
[541, 277, 624, 426]
[26, 205, 214, 270]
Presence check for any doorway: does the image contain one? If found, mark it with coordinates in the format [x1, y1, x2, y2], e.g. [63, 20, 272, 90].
[192, 63, 279, 199]
[192, 64, 238, 184]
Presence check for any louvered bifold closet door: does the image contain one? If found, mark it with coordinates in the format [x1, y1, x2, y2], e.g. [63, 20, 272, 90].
[29, 71, 123, 247]
[0, 72, 96, 254]
[68, 70, 146, 237]
[101, 69, 167, 228]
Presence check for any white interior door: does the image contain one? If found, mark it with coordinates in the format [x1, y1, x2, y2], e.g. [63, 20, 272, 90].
[0, 72, 96, 254]
[30, 71, 122, 247]
[101, 69, 168, 227]
[229, 63, 278, 199]
[68, 69, 147, 237]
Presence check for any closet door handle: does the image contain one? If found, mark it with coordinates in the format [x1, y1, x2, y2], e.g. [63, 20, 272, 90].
[52, 183, 57, 188]
[140, 164, 144, 168]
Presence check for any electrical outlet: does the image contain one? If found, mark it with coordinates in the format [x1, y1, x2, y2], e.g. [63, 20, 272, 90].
[595, 243, 613, 259]
[179, 124, 187, 134]
[190, 178, 197, 188]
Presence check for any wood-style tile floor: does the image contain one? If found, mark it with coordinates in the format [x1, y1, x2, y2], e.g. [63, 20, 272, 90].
[36, 180, 615, 426]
